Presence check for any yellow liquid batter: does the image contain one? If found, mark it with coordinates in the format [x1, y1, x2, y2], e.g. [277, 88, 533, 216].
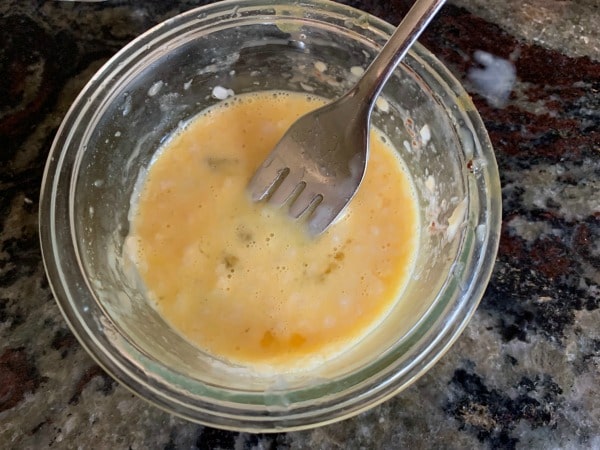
[129, 91, 419, 371]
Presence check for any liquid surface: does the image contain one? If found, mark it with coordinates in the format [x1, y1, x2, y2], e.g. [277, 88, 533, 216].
[129, 91, 419, 371]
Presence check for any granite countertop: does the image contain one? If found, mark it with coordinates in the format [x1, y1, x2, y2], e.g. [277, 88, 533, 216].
[0, 0, 598, 448]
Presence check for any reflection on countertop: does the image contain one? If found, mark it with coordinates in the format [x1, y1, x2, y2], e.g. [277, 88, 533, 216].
[0, 0, 598, 448]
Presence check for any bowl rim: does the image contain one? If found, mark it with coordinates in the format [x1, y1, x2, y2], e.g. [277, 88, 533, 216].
[39, 0, 501, 432]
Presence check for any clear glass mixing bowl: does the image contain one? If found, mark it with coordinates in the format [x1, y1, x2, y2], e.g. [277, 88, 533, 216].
[39, 0, 501, 431]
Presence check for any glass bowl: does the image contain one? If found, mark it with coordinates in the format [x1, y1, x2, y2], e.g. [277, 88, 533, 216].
[39, 0, 501, 432]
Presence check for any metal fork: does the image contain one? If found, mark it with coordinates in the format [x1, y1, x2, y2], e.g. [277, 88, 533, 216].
[248, 0, 446, 235]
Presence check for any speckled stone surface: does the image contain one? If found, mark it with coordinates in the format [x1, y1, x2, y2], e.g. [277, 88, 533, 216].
[1, 0, 598, 449]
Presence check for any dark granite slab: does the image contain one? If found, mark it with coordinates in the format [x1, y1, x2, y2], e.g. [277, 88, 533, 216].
[1, 0, 598, 448]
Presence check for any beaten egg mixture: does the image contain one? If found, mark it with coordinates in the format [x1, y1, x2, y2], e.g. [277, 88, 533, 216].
[128, 91, 419, 371]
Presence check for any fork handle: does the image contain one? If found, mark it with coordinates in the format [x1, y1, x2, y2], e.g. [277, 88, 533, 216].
[349, 0, 447, 108]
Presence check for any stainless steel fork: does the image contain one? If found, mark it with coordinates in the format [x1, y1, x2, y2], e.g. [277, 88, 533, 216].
[248, 0, 446, 235]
